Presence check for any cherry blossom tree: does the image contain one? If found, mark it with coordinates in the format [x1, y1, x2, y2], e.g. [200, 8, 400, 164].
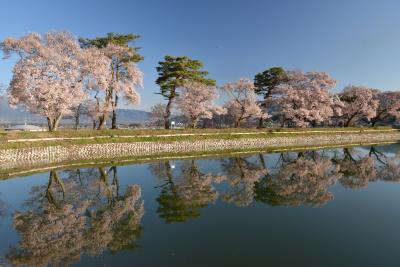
[79, 99, 105, 130]
[80, 33, 144, 129]
[149, 103, 168, 127]
[370, 91, 400, 126]
[79, 46, 113, 129]
[254, 67, 288, 127]
[223, 78, 265, 128]
[338, 85, 379, 127]
[176, 82, 226, 128]
[276, 70, 341, 127]
[156, 56, 216, 129]
[1, 32, 87, 131]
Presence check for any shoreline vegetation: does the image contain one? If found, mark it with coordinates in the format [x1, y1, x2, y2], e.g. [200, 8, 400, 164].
[0, 127, 396, 149]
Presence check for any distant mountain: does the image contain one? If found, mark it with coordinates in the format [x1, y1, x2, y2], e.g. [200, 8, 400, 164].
[114, 108, 150, 124]
[0, 98, 45, 124]
[0, 98, 150, 125]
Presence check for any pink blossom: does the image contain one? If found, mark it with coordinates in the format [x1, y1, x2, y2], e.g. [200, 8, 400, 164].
[338, 85, 379, 126]
[223, 78, 265, 127]
[276, 70, 339, 127]
[176, 81, 226, 128]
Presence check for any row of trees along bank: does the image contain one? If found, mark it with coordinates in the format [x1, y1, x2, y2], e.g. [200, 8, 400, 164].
[1, 31, 400, 131]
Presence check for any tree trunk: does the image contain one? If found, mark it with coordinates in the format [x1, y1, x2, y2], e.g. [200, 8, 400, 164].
[92, 120, 97, 130]
[47, 113, 62, 132]
[164, 97, 173, 129]
[344, 113, 357, 127]
[97, 114, 106, 130]
[53, 115, 62, 131]
[74, 113, 80, 130]
[234, 120, 240, 128]
[201, 119, 207, 129]
[74, 104, 81, 130]
[47, 117, 53, 132]
[189, 117, 199, 128]
[258, 117, 263, 128]
[111, 94, 119, 129]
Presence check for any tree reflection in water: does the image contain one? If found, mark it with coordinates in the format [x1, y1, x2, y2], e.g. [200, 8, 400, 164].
[6, 167, 144, 267]
[151, 146, 400, 216]
[254, 152, 341, 207]
[219, 156, 267, 207]
[335, 148, 377, 189]
[150, 160, 224, 223]
[255, 147, 400, 207]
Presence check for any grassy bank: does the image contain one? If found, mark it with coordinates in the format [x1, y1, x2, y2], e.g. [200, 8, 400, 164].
[0, 126, 396, 150]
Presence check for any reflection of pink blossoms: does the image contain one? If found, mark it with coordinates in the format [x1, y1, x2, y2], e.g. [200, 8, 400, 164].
[220, 157, 267, 207]
[339, 155, 377, 188]
[7, 170, 144, 267]
[267, 157, 340, 207]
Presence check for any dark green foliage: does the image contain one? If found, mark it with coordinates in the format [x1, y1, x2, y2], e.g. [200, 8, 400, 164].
[253, 178, 281, 206]
[254, 67, 288, 100]
[79, 33, 144, 129]
[155, 55, 215, 100]
[156, 185, 203, 223]
[79, 33, 143, 62]
[155, 55, 215, 128]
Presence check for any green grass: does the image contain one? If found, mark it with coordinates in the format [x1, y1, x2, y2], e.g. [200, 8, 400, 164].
[0, 126, 396, 150]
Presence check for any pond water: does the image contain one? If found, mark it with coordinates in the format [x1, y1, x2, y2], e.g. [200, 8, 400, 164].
[1, 144, 400, 266]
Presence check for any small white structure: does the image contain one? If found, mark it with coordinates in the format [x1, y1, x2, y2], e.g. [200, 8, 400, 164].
[5, 123, 46, 132]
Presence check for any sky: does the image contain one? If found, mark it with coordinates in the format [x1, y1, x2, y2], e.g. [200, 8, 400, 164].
[1, 0, 400, 111]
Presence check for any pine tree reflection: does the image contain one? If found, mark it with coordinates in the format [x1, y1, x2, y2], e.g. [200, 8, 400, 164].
[151, 160, 223, 223]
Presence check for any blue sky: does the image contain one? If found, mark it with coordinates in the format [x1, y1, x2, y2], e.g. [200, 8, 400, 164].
[1, 0, 400, 111]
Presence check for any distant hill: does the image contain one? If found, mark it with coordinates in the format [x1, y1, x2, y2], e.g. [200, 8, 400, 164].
[0, 98, 150, 125]
[114, 108, 150, 124]
[0, 98, 44, 124]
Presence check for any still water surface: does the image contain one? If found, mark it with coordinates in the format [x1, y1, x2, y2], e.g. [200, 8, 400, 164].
[1, 144, 400, 266]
